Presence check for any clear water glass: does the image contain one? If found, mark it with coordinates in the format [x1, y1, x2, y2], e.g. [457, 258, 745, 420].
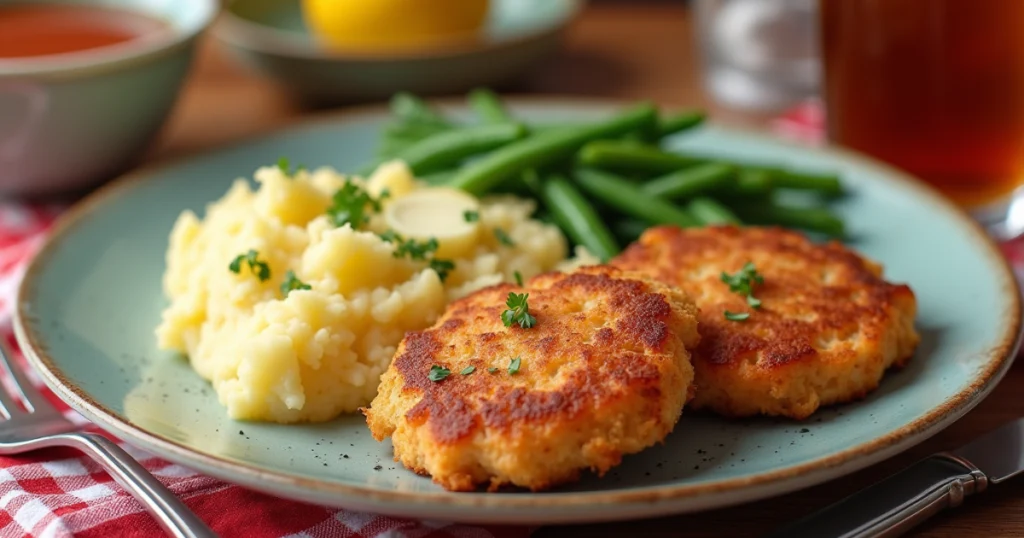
[694, 0, 820, 113]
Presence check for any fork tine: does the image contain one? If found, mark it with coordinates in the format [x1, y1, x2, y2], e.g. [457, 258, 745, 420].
[0, 378, 21, 418]
[0, 344, 52, 414]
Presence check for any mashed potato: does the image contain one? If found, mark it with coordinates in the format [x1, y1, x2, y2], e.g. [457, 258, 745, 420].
[156, 161, 568, 423]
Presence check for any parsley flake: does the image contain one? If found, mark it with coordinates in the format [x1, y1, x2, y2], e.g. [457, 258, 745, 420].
[276, 157, 305, 177]
[463, 210, 479, 222]
[428, 365, 451, 382]
[721, 262, 764, 311]
[229, 249, 271, 282]
[501, 292, 536, 329]
[379, 230, 454, 282]
[460, 366, 476, 375]
[326, 182, 387, 229]
[280, 270, 311, 296]
[508, 357, 522, 375]
[380, 231, 437, 260]
[487, 367, 499, 374]
[724, 311, 750, 321]
[429, 258, 455, 282]
[494, 228, 515, 247]
[514, 270, 524, 286]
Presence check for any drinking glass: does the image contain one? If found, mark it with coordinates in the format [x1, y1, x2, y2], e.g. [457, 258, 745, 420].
[695, 0, 820, 113]
[819, 0, 1024, 238]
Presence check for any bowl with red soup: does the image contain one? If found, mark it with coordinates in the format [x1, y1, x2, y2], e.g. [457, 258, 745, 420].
[0, 0, 217, 196]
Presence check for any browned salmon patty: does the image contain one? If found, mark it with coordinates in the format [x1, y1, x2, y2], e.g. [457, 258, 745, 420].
[363, 266, 700, 491]
[611, 225, 919, 420]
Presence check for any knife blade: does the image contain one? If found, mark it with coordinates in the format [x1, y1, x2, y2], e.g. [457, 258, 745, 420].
[952, 418, 1024, 484]
[763, 417, 1024, 538]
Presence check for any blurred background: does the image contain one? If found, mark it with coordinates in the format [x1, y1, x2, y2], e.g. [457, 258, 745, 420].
[157, 0, 819, 157]
[5, 0, 1024, 238]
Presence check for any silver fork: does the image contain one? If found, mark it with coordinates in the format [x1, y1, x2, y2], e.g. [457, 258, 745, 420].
[0, 346, 216, 538]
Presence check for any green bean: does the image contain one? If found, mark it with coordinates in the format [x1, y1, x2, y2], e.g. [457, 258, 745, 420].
[723, 167, 775, 197]
[686, 196, 742, 225]
[577, 141, 705, 174]
[447, 103, 658, 195]
[419, 170, 456, 185]
[397, 123, 528, 175]
[390, 92, 451, 127]
[657, 111, 706, 138]
[573, 168, 699, 228]
[577, 140, 844, 196]
[642, 162, 736, 199]
[612, 218, 649, 244]
[732, 202, 845, 237]
[468, 88, 512, 123]
[539, 175, 620, 261]
[771, 169, 844, 196]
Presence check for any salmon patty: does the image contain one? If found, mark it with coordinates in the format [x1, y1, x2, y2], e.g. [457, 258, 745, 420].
[611, 225, 918, 420]
[363, 266, 700, 491]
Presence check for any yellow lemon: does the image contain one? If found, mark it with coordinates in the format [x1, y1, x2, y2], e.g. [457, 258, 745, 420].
[302, 0, 490, 52]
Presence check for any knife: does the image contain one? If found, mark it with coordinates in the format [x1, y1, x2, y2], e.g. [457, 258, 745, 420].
[763, 417, 1024, 538]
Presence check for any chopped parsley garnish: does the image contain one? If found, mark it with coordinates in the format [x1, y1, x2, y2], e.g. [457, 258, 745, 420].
[724, 311, 750, 321]
[721, 262, 764, 310]
[487, 367, 499, 374]
[428, 365, 451, 382]
[229, 249, 271, 282]
[379, 230, 455, 282]
[460, 366, 476, 376]
[494, 228, 515, 247]
[501, 292, 536, 329]
[280, 270, 311, 296]
[508, 357, 522, 375]
[276, 157, 305, 177]
[326, 182, 387, 229]
[514, 270, 524, 286]
[397, 237, 439, 260]
[429, 258, 455, 282]
[463, 210, 479, 222]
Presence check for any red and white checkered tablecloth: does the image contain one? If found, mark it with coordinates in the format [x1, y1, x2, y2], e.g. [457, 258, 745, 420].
[1, 102, 1022, 537]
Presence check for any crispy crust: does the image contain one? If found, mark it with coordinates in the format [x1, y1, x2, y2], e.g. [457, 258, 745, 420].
[611, 225, 919, 419]
[363, 266, 700, 491]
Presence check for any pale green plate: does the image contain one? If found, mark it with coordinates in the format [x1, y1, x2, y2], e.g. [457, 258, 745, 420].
[15, 100, 1022, 525]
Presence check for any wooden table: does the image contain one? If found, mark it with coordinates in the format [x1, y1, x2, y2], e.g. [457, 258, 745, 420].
[147, 3, 1024, 537]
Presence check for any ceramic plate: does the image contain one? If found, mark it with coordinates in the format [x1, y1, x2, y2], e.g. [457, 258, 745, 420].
[214, 0, 580, 104]
[15, 99, 1022, 524]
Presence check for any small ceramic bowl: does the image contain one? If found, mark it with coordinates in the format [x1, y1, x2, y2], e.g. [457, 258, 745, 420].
[213, 0, 581, 105]
[0, 0, 218, 196]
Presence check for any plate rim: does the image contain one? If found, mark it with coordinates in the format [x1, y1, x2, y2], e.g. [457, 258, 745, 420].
[13, 97, 1023, 521]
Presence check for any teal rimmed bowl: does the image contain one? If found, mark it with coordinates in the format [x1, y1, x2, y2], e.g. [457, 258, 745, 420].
[0, 0, 218, 196]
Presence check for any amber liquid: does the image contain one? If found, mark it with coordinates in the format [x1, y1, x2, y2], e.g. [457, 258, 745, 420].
[0, 4, 167, 59]
[820, 0, 1024, 207]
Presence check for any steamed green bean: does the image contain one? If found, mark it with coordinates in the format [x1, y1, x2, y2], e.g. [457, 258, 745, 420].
[573, 168, 699, 228]
[539, 175, 620, 261]
[447, 103, 658, 195]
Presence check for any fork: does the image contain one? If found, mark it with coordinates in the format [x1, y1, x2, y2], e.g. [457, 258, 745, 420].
[0, 346, 216, 538]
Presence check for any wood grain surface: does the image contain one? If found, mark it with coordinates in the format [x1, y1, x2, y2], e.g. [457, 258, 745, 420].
[145, 3, 1024, 536]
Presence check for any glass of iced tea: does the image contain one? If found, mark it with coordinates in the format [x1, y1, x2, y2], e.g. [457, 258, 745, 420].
[819, 0, 1024, 235]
